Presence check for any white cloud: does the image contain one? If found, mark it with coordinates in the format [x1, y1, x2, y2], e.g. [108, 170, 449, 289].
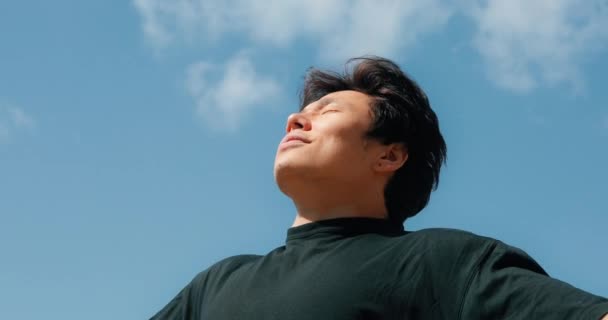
[185, 53, 281, 131]
[0, 105, 35, 143]
[132, 0, 452, 62]
[132, 0, 608, 100]
[318, 0, 451, 62]
[469, 0, 608, 93]
[132, 0, 175, 48]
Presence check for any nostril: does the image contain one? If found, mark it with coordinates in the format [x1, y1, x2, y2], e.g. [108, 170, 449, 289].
[286, 113, 304, 132]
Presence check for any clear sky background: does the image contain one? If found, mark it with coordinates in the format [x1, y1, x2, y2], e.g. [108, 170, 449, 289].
[1, 1, 607, 319]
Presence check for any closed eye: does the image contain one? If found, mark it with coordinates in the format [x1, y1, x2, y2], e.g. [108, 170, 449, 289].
[321, 109, 339, 114]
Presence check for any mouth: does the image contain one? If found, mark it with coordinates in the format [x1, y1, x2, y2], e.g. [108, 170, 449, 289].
[281, 134, 310, 144]
[279, 135, 310, 151]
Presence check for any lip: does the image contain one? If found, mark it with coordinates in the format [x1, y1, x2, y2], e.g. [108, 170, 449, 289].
[280, 134, 311, 144]
[279, 134, 310, 150]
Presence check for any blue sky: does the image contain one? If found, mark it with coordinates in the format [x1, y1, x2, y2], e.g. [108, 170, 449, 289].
[1, 1, 607, 319]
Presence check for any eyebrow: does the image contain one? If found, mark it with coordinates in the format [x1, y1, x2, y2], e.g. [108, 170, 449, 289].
[318, 97, 335, 106]
[302, 97, 338, 112]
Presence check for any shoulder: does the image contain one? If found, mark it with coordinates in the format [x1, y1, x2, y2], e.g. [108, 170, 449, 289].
[149, 255, 263, 318]
[403, 228, 547, 284]
[208, 254, 261, 275]
[407, 227, 487, 239]
[399, 228, 504, 278]
[407, 227, 479, 238]
[213, 254, 262, 269]
[404, 227, 498, 253]
[189, 254, 262, 287]
[409, 229, 541, 270]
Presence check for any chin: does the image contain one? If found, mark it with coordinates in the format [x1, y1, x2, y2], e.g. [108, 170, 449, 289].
[273, 159, 294, 181]
[274, 159, 311, 193]
[273, 166, 292, 196]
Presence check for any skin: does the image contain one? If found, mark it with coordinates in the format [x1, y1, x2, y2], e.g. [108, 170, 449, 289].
[273, 90, 408, 227]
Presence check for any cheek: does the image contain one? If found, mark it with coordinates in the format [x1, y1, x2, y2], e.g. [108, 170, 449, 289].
[317, 134, 369, 169]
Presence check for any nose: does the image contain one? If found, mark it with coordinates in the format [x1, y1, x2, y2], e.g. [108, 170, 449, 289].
[285, 112, 311, 133]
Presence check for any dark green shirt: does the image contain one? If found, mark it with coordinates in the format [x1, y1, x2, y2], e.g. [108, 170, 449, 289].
[151, 218, 608, 319]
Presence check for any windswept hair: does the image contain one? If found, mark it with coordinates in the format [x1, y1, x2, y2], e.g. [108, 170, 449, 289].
[300, 56, 447, 224]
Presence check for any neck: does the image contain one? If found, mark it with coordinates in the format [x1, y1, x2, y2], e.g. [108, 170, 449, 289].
[281, 176, 389, 227]
[290, 191, 387, 227]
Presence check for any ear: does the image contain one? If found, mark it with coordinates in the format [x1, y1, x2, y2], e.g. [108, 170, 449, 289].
[374, 143, 408, 174]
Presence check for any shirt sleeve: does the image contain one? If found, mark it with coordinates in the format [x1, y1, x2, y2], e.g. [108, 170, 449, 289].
[149, 270, 209, 320]
[460, 240, 608, 319]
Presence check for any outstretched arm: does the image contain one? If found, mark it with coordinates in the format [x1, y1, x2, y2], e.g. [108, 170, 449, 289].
[459, 240, 608, 319]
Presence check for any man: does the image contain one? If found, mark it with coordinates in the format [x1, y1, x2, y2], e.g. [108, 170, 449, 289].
[151, 57, 608, 319]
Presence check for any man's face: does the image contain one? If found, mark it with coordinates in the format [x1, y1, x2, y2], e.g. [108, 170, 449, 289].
[274, 90, 380, 193]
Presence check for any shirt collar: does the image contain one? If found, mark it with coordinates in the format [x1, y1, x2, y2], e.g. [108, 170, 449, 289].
[286, 217, 405, 246]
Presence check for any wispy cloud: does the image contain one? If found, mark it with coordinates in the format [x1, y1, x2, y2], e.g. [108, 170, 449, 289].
[0, 104, 36, 144]
[132, 0, 453, 130]
[8, 107, 36, 130]
[185, 53, 281, 132]
[133, 0, 608, 93]
[132, 0, 452, 62]
[469, 0, 608, 93]
[131, 0, 175, 48]
[133, 0, 608, 133]
[317, 0, 451, 62]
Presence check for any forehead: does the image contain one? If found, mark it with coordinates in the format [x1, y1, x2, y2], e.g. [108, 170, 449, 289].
[302, 90, 372, 112]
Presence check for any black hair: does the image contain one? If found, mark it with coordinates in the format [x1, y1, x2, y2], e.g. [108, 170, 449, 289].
[299, 56, 447, 224]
